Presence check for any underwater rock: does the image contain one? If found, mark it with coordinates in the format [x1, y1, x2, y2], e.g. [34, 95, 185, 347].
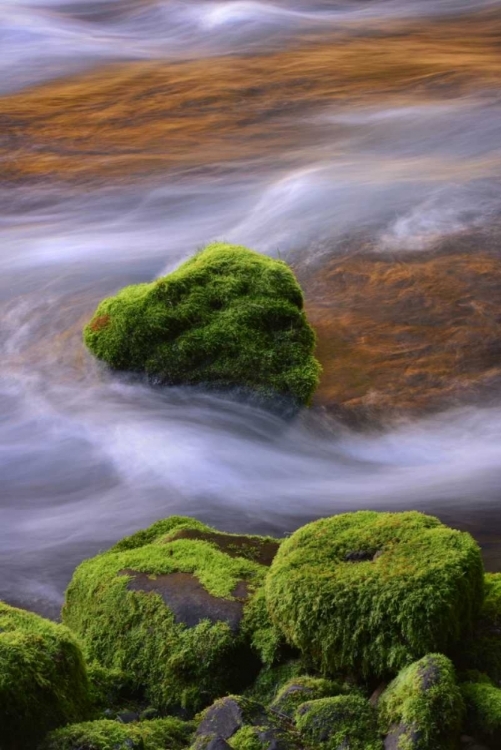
[265, 511, 483, 678]
[84, 243, 321, 406]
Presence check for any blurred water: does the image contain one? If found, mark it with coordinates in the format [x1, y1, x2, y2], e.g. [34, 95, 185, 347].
[2, 1, 501, 617]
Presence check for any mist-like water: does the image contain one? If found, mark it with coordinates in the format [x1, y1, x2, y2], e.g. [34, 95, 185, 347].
[2, 0, 501, 618]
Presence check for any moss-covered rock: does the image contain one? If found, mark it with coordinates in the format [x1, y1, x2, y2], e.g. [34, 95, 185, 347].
[295, 695, 382, 750]
[84, 243, 321, 406]
[63, 516, 282, 714]
[229, 724, 299, 750]
[194, 696, 267, 746]
[0, 602, 90, 749]
[378, 653, 464, 749]
[194, 695, 300, 750]
[244, 661, 305, 706]
[43, 717, 193, 750]
[265, 511, 483, 678]
[459, 573, 501, 684]
[270, 677, 343, 718]
[461, 676, 501, 747]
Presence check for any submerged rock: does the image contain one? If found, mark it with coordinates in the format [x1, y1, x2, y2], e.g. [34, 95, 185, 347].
[378, 653, 464, 749]
[0, 602, 90, 749]
[265, 511, 483, 678]
[84, 243, 321, 406]
[63, 516, 282, 713]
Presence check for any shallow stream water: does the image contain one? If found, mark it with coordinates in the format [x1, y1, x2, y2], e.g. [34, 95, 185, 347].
[2, 0, 501, 618]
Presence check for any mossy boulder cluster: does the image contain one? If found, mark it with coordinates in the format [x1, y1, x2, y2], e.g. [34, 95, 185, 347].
[3, 510, 501, 749]
[84, 243, 321, 407]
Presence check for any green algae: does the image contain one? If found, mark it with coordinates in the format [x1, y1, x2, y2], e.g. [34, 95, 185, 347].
[378, 654, 464, 749]
[84, 243, 321, 406]
[0, 602, 90, 749]
[265, 511, 484, 678]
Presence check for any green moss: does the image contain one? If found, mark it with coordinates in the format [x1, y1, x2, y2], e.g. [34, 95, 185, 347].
[458, 572, 501, 683]
[63, 517, 280, 713]
[229, 724, 300, 750]
[270, 677, 343, 718]
[241, 586, 286, 666]
[378, 654, 463, 749]
[44, 717, 194, 750]
[461, 678, 501, 744]
[295, 695, 382, 750]
[84, 243, 321, 406]
[0, 602, 90, 749]
[245, 661, 306, 706]
[265, 511, 484, 678]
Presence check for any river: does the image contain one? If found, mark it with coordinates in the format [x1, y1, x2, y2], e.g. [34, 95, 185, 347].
[2, 0, 501, 619]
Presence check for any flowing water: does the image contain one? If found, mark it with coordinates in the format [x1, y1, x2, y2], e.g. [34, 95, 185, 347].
[2, 0, 501, 619]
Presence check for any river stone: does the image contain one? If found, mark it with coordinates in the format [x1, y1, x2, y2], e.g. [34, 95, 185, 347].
[63, 516, 281, 713]
[84, 242, 321, 407]
[0, 602, 90, 749]
[295, 695, 382, 750]
[379, 654, 464, 750]
[266, 511, 483, 678]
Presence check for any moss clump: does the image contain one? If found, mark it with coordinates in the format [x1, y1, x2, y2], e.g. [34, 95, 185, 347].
[461, 677, 501, 745]
[265, 511, 483, 678]
[459, 573, 501, 683]
[0, 602, 90, 749]
[270, 677, 343, 718]
[378, 654, 464, 749]
[63, 516, 280, 713]
[229, 723, 300, 750]
[245, 661, 305, 706]
[43, 717, 193, 750]
[295, 695, 382, 750]
[83, 243, 321, 406]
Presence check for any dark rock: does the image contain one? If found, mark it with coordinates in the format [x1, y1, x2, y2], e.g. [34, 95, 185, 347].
[122, 570, 249, 632]
[205, 738, 233, 750]
[384, 723, 421, 749]
[116, 710, 140, 724]
[168, 528, 279, 566]
[343, 550, 378, 562]
[369, 682, 387, 707]
[196, 698, 245, 740]
[460, 735, 491, 750]
[139, 707, 159, 721]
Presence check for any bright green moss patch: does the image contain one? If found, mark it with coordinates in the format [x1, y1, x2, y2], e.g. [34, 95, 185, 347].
[265, 511, 484, 678]
[378, 654, 464, 749]
[84, 243, 321, 405]
[0, 602, 90, 749]
[63, 517, 280, 713]
[43, 717, 194, 750]
[295, 695, 382, 750]
[459, 572, 501, 683]
[461, 678, 501, 744]
[270, 676, 344, 718]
